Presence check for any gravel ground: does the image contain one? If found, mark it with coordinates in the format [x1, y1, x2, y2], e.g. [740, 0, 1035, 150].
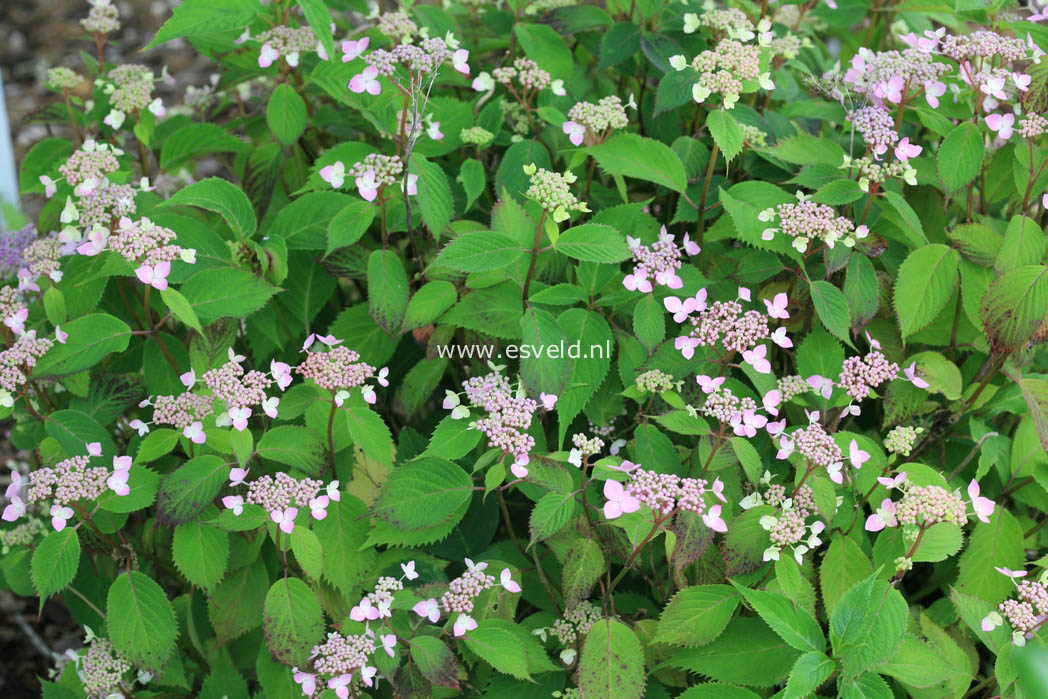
[1, 1, 210, 693]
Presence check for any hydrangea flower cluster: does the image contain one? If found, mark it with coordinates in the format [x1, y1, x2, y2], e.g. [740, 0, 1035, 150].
[0, 224, 37, 278]
[982, 567, 1048, 647]
[146, 391, 215, 433]
[1018, 114, 1047, 140]
[300, 633, 379, 696]
[939, 31, 1028, 63]
[847, 105, 900, 157]
[0, 330, 56, 399]
[444, 370, 538, 477]
[21, 237, 63, 283]
[567, 432, 605, 467]
[603, 465, 727, 532]
[844, 154, 917, 190]
[413, 559, 521, 637]
[102, 64, 164, 129]
[321, 154, 411, 203]
[349, 31, 468, 100]
[622, 227, 698, 293]
[254, 25, 321, 68]
[740, 123, 768, 148]
[55, 139, 122, 197]
[759, 195, 869, 253]
[685, 39, 766, 108]
[777, 375, 811, 401]
[542, 601, 604, 664]
[350, 576, 403, 622]
[842, 47, 950, 108]
[562, 96, 628, 146]
[80, 0, 120, 35]
[92, 216, 195, 290]
[838, 350, 900, 401]
[230, 471, 336, 533]
[523, 165, 589, 222]
[192, 356, 276, 431]
[6, 443, 132, 530]
[46, 67, 83, 92]
[865, 475, 992, 540]
[78, 637, 131, 697]
[749, 480, 824, 564]
[493, 58, 551, 93]
[0, 517, 46, 553]
[460, 126, 494, 145]
[635, 369, 676, 394]
[295, 338, 384, 406]
[884, 424, 923, 456]
[551, 602, 603, 646]
[783, 421, 844, 471]
[683, 8, 754, 39]
[376, 11, 418, 42]
[698, 386, 756, 426]
[671, 287, 787, 362]
[78, 183, 136, 229]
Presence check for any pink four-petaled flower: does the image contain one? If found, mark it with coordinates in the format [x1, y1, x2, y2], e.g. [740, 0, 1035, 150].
[603, 479, 640, 520]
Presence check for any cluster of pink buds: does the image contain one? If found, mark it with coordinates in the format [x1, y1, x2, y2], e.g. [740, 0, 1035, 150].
[777, 417, 846, 479]
[758, 193, 868, 253]
[48, 140, 121, 199]
[622, 227, 698, 293]
[350, 562, 419, 623]
[413, 559, 520, 638]
[541, 601, 604, 664]
[347, 33, 469, 97]
[81, 0, 120, 35]
[444, 370, 541, 477]
[843, 47, 949, 108]
[225, 470, 338, 534]
[138, 390, 214, 444]
[169, 348, 284, 432]
[865, 475, 993, 533]
[77, 636, 131, 698]
[297, 629, 381, 697]
[672, 287, 790, 363]
[698, 384, 759, 431]
[0, 327, 57, 405]
[821, 333, 929, 406]
[376, 11, 418, 43]
[295, 335, 386, 405]
[602, 464, 727, 532]
[320, 154, 415, 202]
[982, 566, 1048, 647]
[4, 442, 131, 530]
[77, 216, 195, 290]
[21, 237, 65, 287]
[244, 24, 326, 68]
[101, 63, 165, 129]
[837, 348, 900, 401]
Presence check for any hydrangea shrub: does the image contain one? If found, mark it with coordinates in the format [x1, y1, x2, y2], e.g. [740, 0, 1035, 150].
[5, 0, 1048, 696]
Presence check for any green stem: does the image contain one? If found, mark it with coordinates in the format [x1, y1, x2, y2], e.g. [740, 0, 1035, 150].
[326, 395, 338, 469]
